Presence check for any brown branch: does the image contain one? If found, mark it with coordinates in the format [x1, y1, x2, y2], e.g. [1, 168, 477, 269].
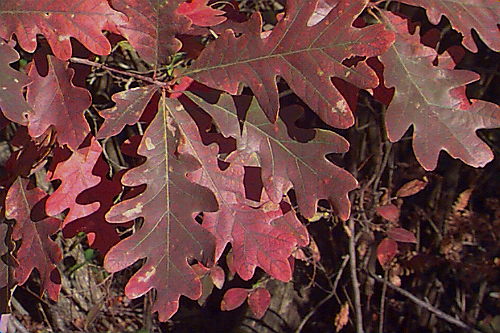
[349, 217, 364, 333]
[369, 272, 479, 332]
[69, 57, 168, 87]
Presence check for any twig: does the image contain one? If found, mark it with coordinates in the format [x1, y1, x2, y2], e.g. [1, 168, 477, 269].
[378, 269, 388, 333]
[69, 57, 167, 87]
[369, 272, 479, 332]
[348, 218, 364, 333]
[295, 255, 350, 333]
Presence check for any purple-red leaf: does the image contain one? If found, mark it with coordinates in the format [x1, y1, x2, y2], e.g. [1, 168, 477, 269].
[26, 56, 92, 150]
[248, 287, 271, 319]
[387, 227, 417, 244]
[5, 178, 62, 300]
[187, 0, 394, 127]
[185, 92, 357, 220]
[0, 0, 125, 60]
[379, 12, 500, 170]
[103, 97, 218, 321]
[0, 41, 31, 125]
[221, 288, 249, 311]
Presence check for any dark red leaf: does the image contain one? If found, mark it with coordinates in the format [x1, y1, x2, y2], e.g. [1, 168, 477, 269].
[379, 12, 500, 170]
[187, 0, 394, 127]
[5, 178, 62, 300]
[396, 179, 428, 197]
[26, 56, 91, 150]
[248, 287, 271, 319]
[221, 288, 249, 311]
[0, 0, 125, 60]
[0, 41, 31, 125]
[376, 238, 398, 268]
[376, 204, 400, 223]
[177, 0, 226, 27]
[185, 92, 357, 220]
[387, 227, 417, 244]
[103, 97, 218, 321]
[97, 86, 158, 139]
[110, 0, 191, 66]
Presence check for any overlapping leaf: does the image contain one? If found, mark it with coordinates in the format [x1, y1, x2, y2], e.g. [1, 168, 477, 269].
[186, 0, 394, 128]
[185, 92, 357, 220]
[0, 0, 125, 60]
[401, 0, 500, 52]
[379, 12, 500, 170]
[174, 101, 308, 281]
[5, 178, 62, 300]
[0, 41, 31, 125]
[46, 138, 102, 222]
[26, 56, 92, 150]
[104, 97, 218, 321]
[97, 86, 158, 139]
[110, 0, 191, 66]
[177, 0, 226, 27]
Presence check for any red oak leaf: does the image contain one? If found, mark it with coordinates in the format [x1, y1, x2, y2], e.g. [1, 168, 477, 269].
[61, 157, 125, 255]
[103, 97, 218, 321]
[177, 0, 226, 27]
[187, 0, 394, 128]
[0, 41, 31, 125]
[5, 178, 62, 300]
[26, 56, 92, 150]
[379, 12, 500, 170]
[175, 101, 308, 280]
[110, 0, 191, 66]
[0, 0, 125, 60]
[185, 92, 357, 220]
[97, 86, 158, 139]
[46, 138, 102, 220]
[401, 0, 500, 52]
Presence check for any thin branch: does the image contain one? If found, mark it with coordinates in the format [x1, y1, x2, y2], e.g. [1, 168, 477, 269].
[378, 269, 388, 333]
[69, 57, 167, 87]
[295, 255, 350, 333]
[369, 272, 479, 332]
[349, 218, 364, 333]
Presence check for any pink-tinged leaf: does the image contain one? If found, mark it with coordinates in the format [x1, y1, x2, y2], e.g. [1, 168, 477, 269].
[26, 56, 92, 150]
[177, 0, 226, 27]
[103, 97, 218, 321]
[174, 101, 308, 281]
[97, 86, 158, 139]
[377, 238, 398, 268]
[5, 178, 62, 300]
[210, 266, 225, 289]
[379, 12, 500, 170]
[401, 0, 500, 52]
[185, 92, 357, 220]
[396, 179, 428, 197]
[0, 41, 31, 125]
[110, 0, 191, 66]
[46, 138, 102, 219]
[221, 288, 249, 311]
[376, 204, 400, 223]
[308, 0, 338, 26]
[387, 227, 417, 244]
[248, 287, 271, 319]
[187, 0, 394, 127]
[0, 0, 126, 60]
